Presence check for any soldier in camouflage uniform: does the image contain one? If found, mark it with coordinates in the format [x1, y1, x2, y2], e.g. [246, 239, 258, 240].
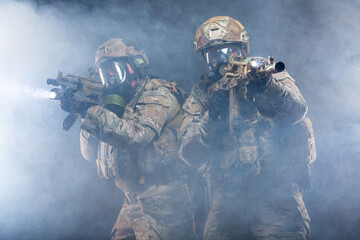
[80, 38, 199, 240]
[179, 16, 316, 240]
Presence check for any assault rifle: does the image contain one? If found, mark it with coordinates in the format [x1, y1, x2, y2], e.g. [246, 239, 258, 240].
[208, 55, 285, 135]
[47, 71, 103, 130]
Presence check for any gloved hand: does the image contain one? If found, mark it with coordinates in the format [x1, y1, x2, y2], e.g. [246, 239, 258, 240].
[60, 95, 76, 113]
[247, 76, 272, 97]
[208, 90, 229, 121]
[60, 95, 94, 118]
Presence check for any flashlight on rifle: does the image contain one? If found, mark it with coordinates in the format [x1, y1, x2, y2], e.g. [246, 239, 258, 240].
[49, 88, 64, 100]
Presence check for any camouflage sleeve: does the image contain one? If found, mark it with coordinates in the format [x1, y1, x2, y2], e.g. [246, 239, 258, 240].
[136, 86, 180, 135]
[178, 95, 216, 169]
[79, 128, 99, 161]
[80, 87, 179, 152]
[254, 71, 308, 125]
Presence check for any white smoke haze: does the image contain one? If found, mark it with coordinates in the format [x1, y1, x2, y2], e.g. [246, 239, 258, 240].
[0, 1, 121, 239]
[0, 0, 359, 239]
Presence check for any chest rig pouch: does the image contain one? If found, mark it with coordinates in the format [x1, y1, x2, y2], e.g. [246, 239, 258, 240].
[281, 117, 316, 190]
[285, 117, 316, 166]
[219, 114, 316, 180]
[97, 141, 118, 179]
[97, 141, 143, 190]
[253, 117, 316, 167]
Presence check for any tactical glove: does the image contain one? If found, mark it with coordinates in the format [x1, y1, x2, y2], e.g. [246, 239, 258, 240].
[247, 76, 272, 97]
[60, 95, 94, 118]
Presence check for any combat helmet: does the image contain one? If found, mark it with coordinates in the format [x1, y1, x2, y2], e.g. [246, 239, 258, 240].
[194, 16, 250, 54]
[95, 38, 149, 66]
[94, 38, 149, 88]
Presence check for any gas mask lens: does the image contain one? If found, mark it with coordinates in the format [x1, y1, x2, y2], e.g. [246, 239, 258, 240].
[204, 45, 242, 66]
[98, 61, 127, 88]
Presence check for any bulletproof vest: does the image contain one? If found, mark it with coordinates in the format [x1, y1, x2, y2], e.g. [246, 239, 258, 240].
[96, 77, 186, 191]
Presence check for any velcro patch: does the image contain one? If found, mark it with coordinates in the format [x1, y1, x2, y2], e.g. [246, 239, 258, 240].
[138, 93, 170, 108]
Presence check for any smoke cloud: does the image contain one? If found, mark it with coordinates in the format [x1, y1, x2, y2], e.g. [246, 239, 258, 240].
[0, 0, 359, 239]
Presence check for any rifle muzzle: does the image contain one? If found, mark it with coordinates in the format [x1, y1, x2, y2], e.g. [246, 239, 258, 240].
[274, 61, 285, 72]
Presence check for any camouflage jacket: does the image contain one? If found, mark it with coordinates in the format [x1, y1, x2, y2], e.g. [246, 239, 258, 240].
[80, 77, 187, 192]
[179, 69, 316, 185]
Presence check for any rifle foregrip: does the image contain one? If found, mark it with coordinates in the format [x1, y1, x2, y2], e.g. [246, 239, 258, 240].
[63, 113, 80, 131]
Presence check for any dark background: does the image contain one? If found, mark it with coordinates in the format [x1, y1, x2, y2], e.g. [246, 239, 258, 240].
[0, 0, 359, 239]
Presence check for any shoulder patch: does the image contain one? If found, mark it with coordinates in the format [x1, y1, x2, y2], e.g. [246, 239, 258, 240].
[137, 88, 171, 108]
[136, 87, 178, 135]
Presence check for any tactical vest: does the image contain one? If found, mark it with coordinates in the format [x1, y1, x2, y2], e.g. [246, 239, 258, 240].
[190, 77, 316, 189]
[213, 109, 316, 181]
[96, 78, 186, 192]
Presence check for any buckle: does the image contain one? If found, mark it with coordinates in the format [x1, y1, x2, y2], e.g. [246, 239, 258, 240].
[124, 191, 138, 204]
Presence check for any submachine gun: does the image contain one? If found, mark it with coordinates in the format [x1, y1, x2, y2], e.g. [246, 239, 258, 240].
[208, 55, 285, 136]
[47, 71, 103, 130]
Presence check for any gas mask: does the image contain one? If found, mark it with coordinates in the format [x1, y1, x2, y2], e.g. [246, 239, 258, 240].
[203, 44, 245, 79]
[97, 57, 146, 117]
